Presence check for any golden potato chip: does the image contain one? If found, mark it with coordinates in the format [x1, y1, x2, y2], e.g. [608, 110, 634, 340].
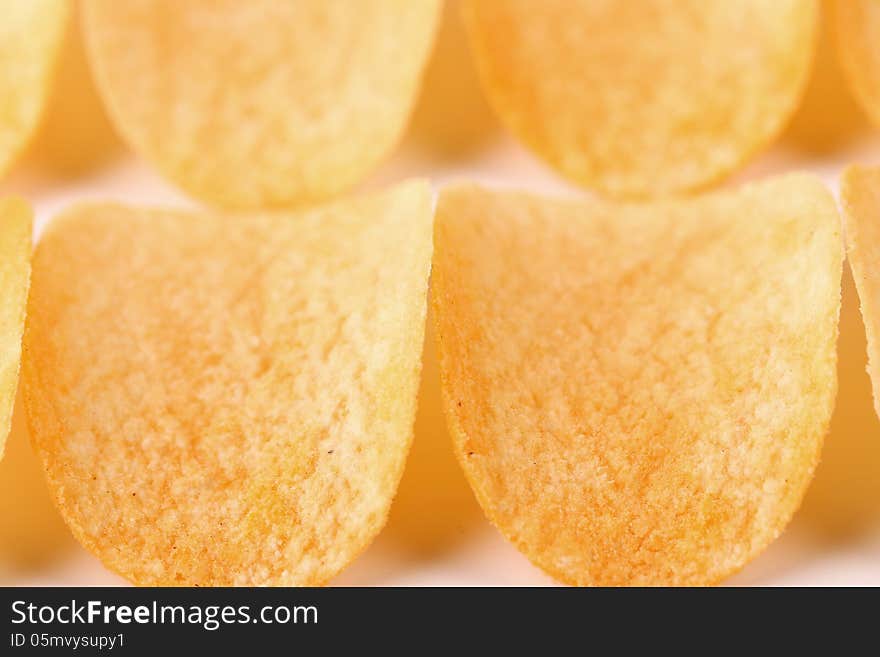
[840, 165, 880, 419]
[0, 198, 31, 460]
[82, 0, 441, 209]
[23, 180, 433, 586]
[432, 175, 842, 586]
[0, 0, 68, 178]
[461, 0, 819, 198]
[831, 0, 880, 128]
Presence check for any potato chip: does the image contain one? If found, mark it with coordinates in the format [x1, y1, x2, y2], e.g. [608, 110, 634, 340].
[462, 0, 819, 198]
[23, 180, 433, 586]
[82, 0, 441, 209]
[831, 0, 880, 128]
[432, 175, 842, 585]
[840, 165, 880, 419]
[0, 0, 68, 178]
[0, 199, 31, 461]
[793, 267, 880, 540]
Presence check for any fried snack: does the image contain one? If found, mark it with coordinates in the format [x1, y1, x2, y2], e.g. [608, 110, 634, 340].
[462, 0, 819, 198]
[82, 0, 441, 209]
[432, 175, 842, 586]
[0, 199, 32, 460]
[23, 180, 433, 586]
[831, 0, 880, 128]
[0, 0, 68, 178]
[840, 165, 880, 418]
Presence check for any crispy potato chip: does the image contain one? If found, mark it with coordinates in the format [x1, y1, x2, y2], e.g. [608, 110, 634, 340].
[82, 0, 441, 209]
[840, 165, 880, 419]
[462, 0, 819, 198]
[432, 175, 842, 586]
[0, 395, 76, 578]
[23, 180, 433, 586]
[0, 199, 31, 460]
[831, 0, 880, 128]
[0, 0, 68, 178]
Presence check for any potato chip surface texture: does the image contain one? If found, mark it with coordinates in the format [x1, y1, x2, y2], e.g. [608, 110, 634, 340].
[83, 0, 440, 208]
[432, 175, 841, 585]
[462, 0, 818, 197]
[24, 181, 433, 586]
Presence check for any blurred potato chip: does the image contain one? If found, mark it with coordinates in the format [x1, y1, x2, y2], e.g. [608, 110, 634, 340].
[82, 0, 441, 209]
[785, 0, 869, 152]
[0, 199, 31, 459]
[432, 175, 842, 585]
[840, 165, 880, 418]
[23, 180, 433, 586]
[462, 0, 819, 198]
[0, 0, 68, 178]
[408, 0, 499, 157]
[832, 0, 880, 128]
[29, 0, 121, 174]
